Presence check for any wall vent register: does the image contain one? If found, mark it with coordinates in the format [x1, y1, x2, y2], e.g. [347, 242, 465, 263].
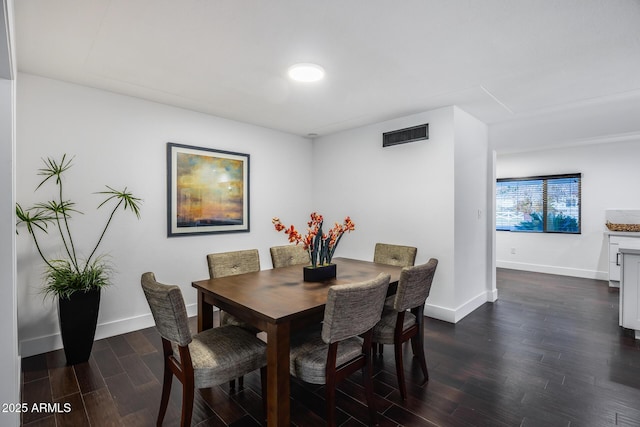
[382, 123, 429, 147]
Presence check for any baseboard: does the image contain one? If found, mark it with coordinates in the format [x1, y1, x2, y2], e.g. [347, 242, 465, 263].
[425, 290, 492, 324]
[487, 288, 499, 302]
[19, 303, 198, 358]
[496, 260, 608, 281]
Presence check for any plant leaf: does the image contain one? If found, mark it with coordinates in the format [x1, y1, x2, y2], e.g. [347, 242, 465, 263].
[34, 200, 81, 217]
[36, 154, 74, 190]
[96, 186, 142, 219]
[15, 203, 55, 235]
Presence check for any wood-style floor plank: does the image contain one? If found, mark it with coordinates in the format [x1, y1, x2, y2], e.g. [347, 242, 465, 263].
[20, 269, 640, 426]
[83, 387, 121, 427]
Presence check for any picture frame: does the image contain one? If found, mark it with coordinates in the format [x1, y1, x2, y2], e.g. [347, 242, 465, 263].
[167, 142, 250, 236]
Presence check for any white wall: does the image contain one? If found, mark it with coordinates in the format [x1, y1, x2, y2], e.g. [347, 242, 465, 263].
[0, 78, 18, 427]
[496, 139, 640, 279]
[452, 107, 492, 319]
[16, 74, 493, 356]
[312, 106, 491, 323]
[16, 73, 313, 357]
[1, 0, 19, 425]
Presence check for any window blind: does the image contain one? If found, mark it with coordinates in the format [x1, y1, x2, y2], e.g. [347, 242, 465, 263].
[496, 174, 581, 234]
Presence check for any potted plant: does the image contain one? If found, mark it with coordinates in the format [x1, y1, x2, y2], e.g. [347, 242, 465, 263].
[16, 154, 141, 364]
[272, 212, 355, 281]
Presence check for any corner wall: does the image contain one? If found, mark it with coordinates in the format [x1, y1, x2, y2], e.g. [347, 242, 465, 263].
[312, 106, 491, 323]
[1, 0, 19, 425]
[451, 107, 492, 321]
[496, 139, 640, 279]
[16, 73, 314, 357]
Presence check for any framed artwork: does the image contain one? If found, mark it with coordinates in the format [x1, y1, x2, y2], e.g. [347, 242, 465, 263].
[167, 143, 250, 236]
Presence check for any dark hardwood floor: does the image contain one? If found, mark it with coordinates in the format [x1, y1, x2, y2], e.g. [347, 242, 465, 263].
[21, 269, 640, 426]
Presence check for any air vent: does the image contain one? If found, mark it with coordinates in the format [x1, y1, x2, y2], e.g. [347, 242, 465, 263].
[382, 123, 429, 147]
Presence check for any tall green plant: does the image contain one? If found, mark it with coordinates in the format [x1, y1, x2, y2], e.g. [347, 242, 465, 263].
[16, 154, 142, 299]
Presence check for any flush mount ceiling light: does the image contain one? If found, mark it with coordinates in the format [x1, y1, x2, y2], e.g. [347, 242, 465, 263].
[287, 63, 325, 82]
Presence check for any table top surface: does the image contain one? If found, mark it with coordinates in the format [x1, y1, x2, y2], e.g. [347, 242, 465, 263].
[192, 257, 403, 324]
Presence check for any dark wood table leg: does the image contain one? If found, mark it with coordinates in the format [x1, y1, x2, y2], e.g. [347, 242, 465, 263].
[197, 291, 213, 333]
[266, 321, 290, 426]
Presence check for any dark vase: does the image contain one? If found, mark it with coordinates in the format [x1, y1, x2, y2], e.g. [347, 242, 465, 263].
[58, 288, 101, 365]
[303, 264, 337, 282]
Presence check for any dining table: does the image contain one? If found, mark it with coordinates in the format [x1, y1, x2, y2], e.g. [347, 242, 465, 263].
[191, 256, 404, 426]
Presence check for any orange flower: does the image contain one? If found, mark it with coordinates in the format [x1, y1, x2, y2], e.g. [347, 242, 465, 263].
[343, 216, 355, 232]
[273, 213, 355, 267]
[272, 217, 286, 231]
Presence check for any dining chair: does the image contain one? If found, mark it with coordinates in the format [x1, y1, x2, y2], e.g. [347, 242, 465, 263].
[373, 242, 417, 267]
[371, 258, 438, 401]
[206, 248, 261, 390]
[289, 273, 390, 426]
[206, 249, 261, 332]
[141, 272, 267, 427]
[373, 243, 417, 355]
[270, 244, 310, 268]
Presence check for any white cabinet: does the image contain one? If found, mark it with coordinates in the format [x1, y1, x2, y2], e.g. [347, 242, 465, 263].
[609, 237, 621, 283]
[607, 233, 640, 287]
[620, 248, 640, 339]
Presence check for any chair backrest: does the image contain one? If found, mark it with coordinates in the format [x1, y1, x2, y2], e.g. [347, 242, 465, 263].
[207, 249, 260, 279]
[270, 244, 310, 268]
[373, 243, 417, 267]
[141, 272, 192, 347]
[393, 258, 438, 312]
[322, 273, 390, 344]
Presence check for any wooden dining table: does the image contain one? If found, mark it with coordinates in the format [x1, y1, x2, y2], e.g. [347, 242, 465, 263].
[191, 257, 404, 426]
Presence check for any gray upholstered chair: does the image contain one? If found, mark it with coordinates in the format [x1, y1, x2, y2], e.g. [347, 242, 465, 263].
[206, 249, 261, 332]
[371, 258, 438, 401]
[270, 244, 311, 268]
[206, 249, 261, 390]
[373, 243, 418, 355]
[373, 242, 417, 267]
[289, 273, 390, 427]
[141, 272, 267, 427]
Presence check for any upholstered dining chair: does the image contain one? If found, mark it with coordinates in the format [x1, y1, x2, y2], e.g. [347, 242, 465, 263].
[289, 273, 390, 427]
[141, 272, 267, 427]
[270, 244, 311, 268]
[371, 258, 438, 401]
[373, 243, 417, 355]
[373, 242, 417, 268]
[206, 249, 261, 332]
[206, 248, 261, 390]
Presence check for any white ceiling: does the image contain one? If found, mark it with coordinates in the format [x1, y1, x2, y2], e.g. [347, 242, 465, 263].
[13, 0, 640, 151]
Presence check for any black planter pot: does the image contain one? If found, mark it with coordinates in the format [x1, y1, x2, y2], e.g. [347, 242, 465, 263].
[303, 264, 337, 282]
[58, 288, 101, 365]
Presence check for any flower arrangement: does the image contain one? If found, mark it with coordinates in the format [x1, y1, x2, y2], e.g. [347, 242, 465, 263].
[272, 212, 355, 268]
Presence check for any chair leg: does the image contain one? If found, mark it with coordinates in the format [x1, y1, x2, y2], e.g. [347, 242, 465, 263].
[394, 340, 407, 401]
[411, 305, 429, 383]
[325, 385, 337, 427]
[410, 333, 419, 356]
[325, 343, 339, 427]
[176, 345, 195, 427]
[229, 376, 245, 393]
[363, 335, 378, 426]
[180, 382, 194, 427]
[411, 334, 429, 383]
[157, 359, 173, 427]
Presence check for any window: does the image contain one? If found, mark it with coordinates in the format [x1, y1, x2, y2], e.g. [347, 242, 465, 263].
[496, 174, 581, 233]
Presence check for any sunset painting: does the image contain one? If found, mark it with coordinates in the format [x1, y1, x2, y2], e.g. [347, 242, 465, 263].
[167, 143, 249, 235]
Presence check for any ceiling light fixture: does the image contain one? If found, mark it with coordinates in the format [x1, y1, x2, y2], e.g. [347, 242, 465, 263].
[287, 63, 325, 82]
